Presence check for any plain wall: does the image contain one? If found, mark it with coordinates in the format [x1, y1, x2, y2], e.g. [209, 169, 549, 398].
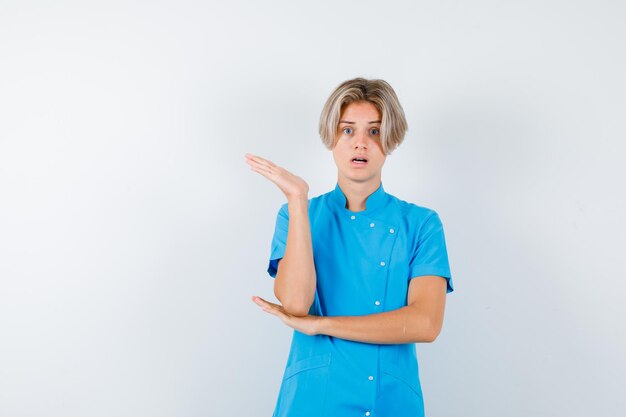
[1, 1, 625, 416]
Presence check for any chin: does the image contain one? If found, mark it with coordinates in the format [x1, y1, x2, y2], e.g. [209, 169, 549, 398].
[343, 171, 376, 183]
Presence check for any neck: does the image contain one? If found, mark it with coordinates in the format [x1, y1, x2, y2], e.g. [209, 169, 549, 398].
[337, 175, 381, 212]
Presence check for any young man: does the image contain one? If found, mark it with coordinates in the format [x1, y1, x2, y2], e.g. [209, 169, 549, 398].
[245, 78, 454, 417]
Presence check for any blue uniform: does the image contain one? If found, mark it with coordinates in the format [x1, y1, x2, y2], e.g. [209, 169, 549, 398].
[267, 183, 453, 417]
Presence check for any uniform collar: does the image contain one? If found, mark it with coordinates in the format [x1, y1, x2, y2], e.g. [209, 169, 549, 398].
[331, 182, 388, 214]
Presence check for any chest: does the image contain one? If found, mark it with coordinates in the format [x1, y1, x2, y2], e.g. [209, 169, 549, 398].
[310, 209, 413, 315]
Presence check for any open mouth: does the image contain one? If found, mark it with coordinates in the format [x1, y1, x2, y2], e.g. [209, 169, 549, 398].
[352, 157, 368, 164]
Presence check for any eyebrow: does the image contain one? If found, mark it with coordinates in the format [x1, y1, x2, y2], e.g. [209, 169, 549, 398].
[339, 120, 381, 124]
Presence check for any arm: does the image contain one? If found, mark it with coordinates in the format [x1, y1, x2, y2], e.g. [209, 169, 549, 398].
[318, 276, 447, 344]
[252, 275, 448, 343]
[273, 196, 317, 316]
[245, 154, 316, 316]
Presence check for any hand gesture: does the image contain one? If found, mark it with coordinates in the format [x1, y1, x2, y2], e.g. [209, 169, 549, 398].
[251, 296, 321, 336]
[245, 153, 309, 201]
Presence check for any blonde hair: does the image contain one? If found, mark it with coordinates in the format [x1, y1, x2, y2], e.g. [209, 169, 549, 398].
[318, 78, 408, 155]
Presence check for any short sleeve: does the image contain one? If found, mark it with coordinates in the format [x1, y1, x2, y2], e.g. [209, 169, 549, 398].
[408, 211, 454, 293]
[267, 203, 289, 278]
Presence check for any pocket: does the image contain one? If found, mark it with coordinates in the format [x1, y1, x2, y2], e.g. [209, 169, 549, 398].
[276, 353, 332, 417]
[283, 353, 332, 380]
[382, 362, 423, 398]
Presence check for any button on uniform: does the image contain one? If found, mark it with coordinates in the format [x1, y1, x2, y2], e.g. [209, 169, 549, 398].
[374, 300, 381, 306]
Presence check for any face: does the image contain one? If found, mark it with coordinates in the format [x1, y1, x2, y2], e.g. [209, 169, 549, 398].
[332, 101, 386, 185]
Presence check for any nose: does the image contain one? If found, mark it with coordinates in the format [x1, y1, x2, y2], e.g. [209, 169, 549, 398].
[353, 131, 368, 150]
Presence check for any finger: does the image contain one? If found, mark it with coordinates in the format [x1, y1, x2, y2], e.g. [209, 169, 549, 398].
[253, 297, 288, 321]
[252, 296, 272, 313]
[245, 154, 277, 169]
[246, 159, 276, 175]
[250, 163, 275, 176]
[252, 296, 278, 310]
[255, 296, 283, 311]
[249, 166, 279, 183]
[252, 295, 268, 307]
[250, 155, 277, 168]
[262, 306, 283, 318]
[255, 300, 286, 319]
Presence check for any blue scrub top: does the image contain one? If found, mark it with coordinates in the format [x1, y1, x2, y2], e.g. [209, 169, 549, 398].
[267, 182, 453, 417]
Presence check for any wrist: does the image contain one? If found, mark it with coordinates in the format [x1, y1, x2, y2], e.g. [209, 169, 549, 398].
[287, 195, 309, 207]
[315, 316, 331, 336]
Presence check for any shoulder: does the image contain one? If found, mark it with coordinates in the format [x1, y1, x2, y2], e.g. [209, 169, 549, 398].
[385, 192, 440, 226]
[310, 189, 333, 207]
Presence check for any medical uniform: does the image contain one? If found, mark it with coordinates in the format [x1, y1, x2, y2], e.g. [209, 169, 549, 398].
[267, 182, 453, 417]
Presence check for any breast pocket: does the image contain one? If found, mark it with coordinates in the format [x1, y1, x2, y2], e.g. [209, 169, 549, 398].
[275, 353, 332, 417]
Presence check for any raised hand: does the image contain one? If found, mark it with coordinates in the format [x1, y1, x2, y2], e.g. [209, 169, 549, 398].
[245, 153, 309, 201]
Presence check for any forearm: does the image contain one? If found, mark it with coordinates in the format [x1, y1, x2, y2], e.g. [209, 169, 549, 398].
[274, 197, 317, 316]
[317, 305, 441, 344]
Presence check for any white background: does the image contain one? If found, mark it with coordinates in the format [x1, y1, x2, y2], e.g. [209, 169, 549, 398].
[1, 1, 625, 416]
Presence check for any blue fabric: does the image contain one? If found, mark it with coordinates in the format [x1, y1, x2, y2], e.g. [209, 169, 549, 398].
[267, 183, 453, 417]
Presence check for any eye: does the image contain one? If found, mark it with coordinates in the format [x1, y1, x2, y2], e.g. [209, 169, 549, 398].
[370, 128, 380, 135]
[342, 127, 353, 134]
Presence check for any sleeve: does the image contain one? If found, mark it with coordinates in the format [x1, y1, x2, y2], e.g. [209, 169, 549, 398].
[267, 203, 289, 278]
[408, 211, 454, 293]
